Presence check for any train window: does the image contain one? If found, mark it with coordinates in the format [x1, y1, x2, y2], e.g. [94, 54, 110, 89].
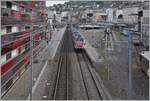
[75, 34, 78, 36]
[80, 38, 84, 41]
[78, 35, 81, 38]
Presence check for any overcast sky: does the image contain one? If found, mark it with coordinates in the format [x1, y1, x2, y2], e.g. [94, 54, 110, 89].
[46, 1, 69, 7]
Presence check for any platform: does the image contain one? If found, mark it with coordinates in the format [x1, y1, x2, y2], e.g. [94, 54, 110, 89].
[2, 26, 67, 100]
[78, 30, 102, 64]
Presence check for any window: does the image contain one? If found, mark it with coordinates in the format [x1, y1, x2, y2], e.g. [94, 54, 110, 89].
[12, 26, 18, 33]
[1, 55, 6, 64]
[1, 27, 6, 35]
[21, 46, 25, 53]
[1, 1, 7, 8]
[25, 26, 31, 30]
[20, 6, 25, 12]
[12, 5, 18, 11]
[19, 27, 25, 32]
[6, 52, 11, 60]
[25, 8, 30, 13]
[6, 1, 12, 9]
[25, 44, 29, 50]
[6, 26, 12, 33]
[12, 49, 18, 58]
[18, 48, 21, 54]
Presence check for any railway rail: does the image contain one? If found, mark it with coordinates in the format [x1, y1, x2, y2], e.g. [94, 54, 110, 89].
[52, 32, 69, 100]
[70, 27, 111, 100]
[50, 27, 111, 100]
[76, 50, 103, 100]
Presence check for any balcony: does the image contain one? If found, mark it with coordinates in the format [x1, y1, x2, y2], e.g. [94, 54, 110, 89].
[1, 8, 46, 26]
[1, 30, 32, 47]
[1, 41, 46, 86]
[1, 29, 46, 56]
[1, 27, 44, 46]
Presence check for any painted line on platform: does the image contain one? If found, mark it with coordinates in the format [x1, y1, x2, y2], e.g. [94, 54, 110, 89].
[27, 60, 48, 100]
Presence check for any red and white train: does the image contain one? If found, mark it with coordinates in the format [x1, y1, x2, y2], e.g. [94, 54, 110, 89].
[70, 27, 86, 50]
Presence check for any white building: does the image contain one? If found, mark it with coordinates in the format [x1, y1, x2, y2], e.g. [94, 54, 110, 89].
[106, 8, 114, 22]
[115, 7, 139, 24]
[116, 9, 123, 18]
[61, 11, 68, 18]
[45, 8, 56, 30]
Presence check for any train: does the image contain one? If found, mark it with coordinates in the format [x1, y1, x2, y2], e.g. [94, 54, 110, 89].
[70, 26, 86, 50]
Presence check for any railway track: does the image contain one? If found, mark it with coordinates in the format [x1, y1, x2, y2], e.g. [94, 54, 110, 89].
[76, 50, 103, 100]
[70, 27, 110, 100]
[51, 28, 111, 100]
[52, 32, 69, 100]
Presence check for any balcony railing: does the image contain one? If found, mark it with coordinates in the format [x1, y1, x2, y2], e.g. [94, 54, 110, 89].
[1, 8, 46, 26]
[1, 40, 44, 78]
[1, 30, 46, 56]
[1, 16, 45, 26]
[1, 41, 46, 96]
[1, 27, 44, 46]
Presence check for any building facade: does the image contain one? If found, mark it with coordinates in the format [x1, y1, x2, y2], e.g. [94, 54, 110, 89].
[1, 1, 48, 96]
[141, 1, 149, 48]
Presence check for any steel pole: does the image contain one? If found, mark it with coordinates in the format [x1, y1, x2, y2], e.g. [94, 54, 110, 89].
[128, 33, 132, 99]
[29, 32, 33, 100]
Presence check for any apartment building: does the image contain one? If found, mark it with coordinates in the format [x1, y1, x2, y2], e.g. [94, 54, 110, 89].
[141, 1, 149, 48]
[1, 1, 47, 96]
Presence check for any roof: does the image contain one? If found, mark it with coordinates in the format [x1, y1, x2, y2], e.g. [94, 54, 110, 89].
[140, 51, 150, 61]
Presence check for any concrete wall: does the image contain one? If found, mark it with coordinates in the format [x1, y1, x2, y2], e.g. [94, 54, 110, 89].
[123, 15, 138, 24]
[115, 7, 139, 24]
[122, 7, 139, 15]
[116, 9, 123, 18]
[61, 11, 68, 18]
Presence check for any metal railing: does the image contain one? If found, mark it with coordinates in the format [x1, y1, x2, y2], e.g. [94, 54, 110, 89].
[1, 41, 46, 91]
[1, 29, 45, 47]
[1, 16, 45, 26]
